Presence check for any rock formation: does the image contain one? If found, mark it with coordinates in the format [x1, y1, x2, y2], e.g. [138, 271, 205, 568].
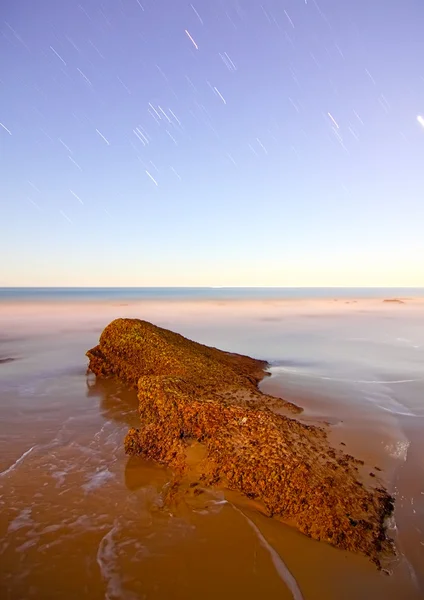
[86, 318, 395, 567]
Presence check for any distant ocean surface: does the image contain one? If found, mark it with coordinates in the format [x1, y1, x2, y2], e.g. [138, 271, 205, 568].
[1, 287, 423, 302]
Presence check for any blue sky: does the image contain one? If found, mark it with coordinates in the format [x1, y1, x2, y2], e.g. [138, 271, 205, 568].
[1, 0, 424, 286]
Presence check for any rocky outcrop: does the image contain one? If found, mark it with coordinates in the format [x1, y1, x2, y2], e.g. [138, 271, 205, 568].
[86, 318, 395, 567]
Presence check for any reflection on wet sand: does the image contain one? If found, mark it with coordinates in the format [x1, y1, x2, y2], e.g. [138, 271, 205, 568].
[86, 376, 140, 429]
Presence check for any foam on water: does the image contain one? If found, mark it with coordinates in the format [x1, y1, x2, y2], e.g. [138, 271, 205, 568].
[320, 377, 424, 385]
[16, 538, 39, 553]
[383, 440, 410, 461]
[363, 388, 417, 417]
[7, 507, 33, 533]
[51, 467, 71, 488]
[82, 468, 115, 493]
[270, 366, 424, 386]
[97, 522, 124, 600]
[385, 513, 398, 533]
[231, 504, 304, 600]
[376, 404, 418, 418]
[270, 363, 423, 420]
[0, 445, 37, 477]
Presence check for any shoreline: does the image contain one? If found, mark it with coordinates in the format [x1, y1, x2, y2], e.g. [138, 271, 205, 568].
[1, 296, 423, 597]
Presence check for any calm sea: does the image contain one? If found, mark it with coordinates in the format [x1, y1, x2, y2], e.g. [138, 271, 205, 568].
[0, 286, 423, 302]
[1, 287, 424, 597]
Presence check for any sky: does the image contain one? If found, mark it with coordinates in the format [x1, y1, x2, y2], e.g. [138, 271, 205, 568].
[1, 0, 424, 287]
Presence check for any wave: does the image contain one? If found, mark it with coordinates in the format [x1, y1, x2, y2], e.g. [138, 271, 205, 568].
[0, 445, 37, 477]
[272, 366, 424, 386]
[319, 376, 423, 385]
[230, 504, 304, 600]
[270, 367, 422, 417]
[375, 404, 418, 417]
[96, 522, 123, 600]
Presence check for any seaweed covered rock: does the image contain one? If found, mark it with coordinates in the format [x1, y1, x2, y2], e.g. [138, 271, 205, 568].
[87, 318, 395, 567]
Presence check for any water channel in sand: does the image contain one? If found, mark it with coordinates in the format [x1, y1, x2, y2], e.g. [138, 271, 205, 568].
[0, 297, 423, 599]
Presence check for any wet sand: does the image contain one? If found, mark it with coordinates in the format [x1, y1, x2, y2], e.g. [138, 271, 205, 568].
[0, 297, 423, 599]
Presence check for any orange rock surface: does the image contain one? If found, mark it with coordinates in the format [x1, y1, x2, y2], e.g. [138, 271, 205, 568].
[87, 318, 395, 567]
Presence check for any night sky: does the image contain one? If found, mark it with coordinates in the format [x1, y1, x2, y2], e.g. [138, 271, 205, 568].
[1, 0, 424, 286]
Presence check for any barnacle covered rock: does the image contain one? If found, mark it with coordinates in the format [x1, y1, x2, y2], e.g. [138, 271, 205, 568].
[87, 318, 395, 567]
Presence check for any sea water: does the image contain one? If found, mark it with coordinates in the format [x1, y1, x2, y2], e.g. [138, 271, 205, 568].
[0, 290, 423, 599]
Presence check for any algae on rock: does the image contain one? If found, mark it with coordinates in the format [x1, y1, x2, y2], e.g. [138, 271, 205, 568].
[86, 318, 395, 568]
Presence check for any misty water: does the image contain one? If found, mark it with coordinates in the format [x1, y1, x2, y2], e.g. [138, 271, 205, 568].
[0, 293, 423, 599]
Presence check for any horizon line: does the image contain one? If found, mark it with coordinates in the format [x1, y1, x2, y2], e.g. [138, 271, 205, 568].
[1, 286, 424, 290]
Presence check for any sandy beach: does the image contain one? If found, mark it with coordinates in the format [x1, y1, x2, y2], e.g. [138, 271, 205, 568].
[1, 295, 423, 599]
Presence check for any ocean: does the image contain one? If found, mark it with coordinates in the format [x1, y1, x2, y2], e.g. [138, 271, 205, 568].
[0, 288, 423, 599]
[1, 286, 423, 302]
